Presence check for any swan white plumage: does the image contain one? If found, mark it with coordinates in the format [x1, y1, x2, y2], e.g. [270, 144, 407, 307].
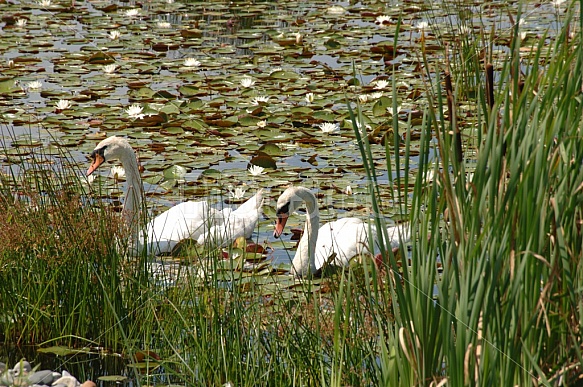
[273, 186, 409, 276]
[86, 136, 263, 255]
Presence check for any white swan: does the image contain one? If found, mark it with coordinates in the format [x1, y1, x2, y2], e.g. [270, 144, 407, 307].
[273, 186, 409, 276]
[86, 136, 263, 255]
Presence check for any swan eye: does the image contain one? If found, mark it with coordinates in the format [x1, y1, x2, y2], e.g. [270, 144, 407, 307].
[90, 145, 107, 162]
[276, 202, 290, 216]
[87, 145, 108, 176]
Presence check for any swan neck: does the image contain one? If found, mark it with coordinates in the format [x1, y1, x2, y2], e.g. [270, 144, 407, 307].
[291, 189, 319, 276]
[119, 149, 143, 227]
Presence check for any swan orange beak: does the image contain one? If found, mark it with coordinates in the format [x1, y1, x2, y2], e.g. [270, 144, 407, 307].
[87, 153, 105, 176]
[273, 213, 289, 238]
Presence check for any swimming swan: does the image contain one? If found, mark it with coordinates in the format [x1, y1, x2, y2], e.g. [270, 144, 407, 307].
[273, 186, 409, 276]
[86, 136, 263, 255]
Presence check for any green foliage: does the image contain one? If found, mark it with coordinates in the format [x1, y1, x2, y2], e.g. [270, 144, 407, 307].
[354, 2, 583, 385]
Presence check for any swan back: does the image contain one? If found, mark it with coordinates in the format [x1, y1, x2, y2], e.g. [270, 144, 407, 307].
[142, 200, 216, 255]
[384, 223, 411, 249]
[314, 218, 373, 269]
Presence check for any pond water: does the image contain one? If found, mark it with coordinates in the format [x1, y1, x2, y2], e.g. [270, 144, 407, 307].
[0, 0, 572, 382]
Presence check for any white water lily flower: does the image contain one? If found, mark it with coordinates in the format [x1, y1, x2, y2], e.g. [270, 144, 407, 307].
[84, 174, 96, 186]
[423, 169, 436, 184]
[396, 81, 410, 89]
[240, 77, 256, 88]
[125, 104, 144, 119]
[109, 166, 126, 180]
[358, 95, 368, 103]
[373, 80, 389, 90]
[293, 32, 303, 44]
[55, 99, 72, 110]
[257, 120, 267, 128]
[318, 122, 339, 134]
[457, 25, 471, 35]
[16, 19, 27, 28]
[183, 58, 201, 67]
[39, 0, 51, 6]
[157, 21, 171, 28]
[552, 0, 566, 6]
[250, 96, 269, 105]
[356, 121, 372, 131]
[345, 185, 353, 195]
[248, 165, 266, 176]
[387, 105, 402, 116]
[125, 8, 140, 17]
[103, 64, 117, 74]
[108, 30, 121, 40]
[27, 81, 42, 90]
[228, 186, 247, 200]
[305, 92, 314, 103]
[375, 15, 392, 26]
[327, 5, 345, 15]
[370, 91, 383, 100]
[415, 21, 429, 31]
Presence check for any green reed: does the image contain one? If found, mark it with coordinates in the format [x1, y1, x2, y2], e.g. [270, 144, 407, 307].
[0, 134, 148, 354]
[353, 1, 583, 385]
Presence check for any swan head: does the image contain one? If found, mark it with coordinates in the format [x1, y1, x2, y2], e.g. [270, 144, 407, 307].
[273, 186, 314, 238]
[86, 136, 133, 176]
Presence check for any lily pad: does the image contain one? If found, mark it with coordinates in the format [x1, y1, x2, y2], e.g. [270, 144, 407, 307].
[269, 70, 300, 80]
[37, 346, 93, 356]
[249, 154, 277, 169]
[258, 143, 282, 156]
[98, 375, 129, 382]
[163, 165, 187, 180]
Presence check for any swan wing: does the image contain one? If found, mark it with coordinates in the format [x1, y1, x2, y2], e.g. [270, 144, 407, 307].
[196, 214, 248, 247]
[385, 223, 411, 248]
[314, 218, 374, 270]
[142, 201, 223, 254]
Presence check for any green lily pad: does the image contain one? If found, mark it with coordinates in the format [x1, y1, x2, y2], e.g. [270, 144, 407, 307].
[202, 168, 221, 177]
[269, 70, 300, 80]
[178, 85, 201, 96]
[98, 375, 129, 382]
[250, 154, 277, 169]
[373, 96, 393, 116]
[258, 143, 282, 156]
[86, 51, 115, 64]
[37, 346, 93, 356]
[0, 78, 17, 94]
[163, 165, 187, 180]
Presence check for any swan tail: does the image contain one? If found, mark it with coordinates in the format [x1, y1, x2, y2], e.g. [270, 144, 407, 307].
[234, 189, 264, 214]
